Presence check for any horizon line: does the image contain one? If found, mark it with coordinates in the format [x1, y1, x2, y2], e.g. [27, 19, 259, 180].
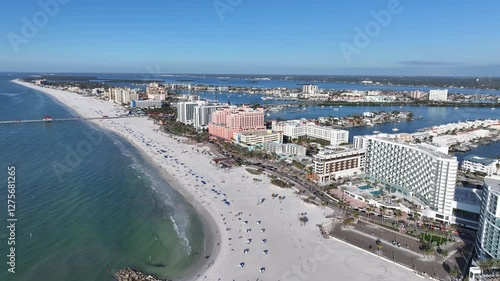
[1, 70, 500, 79]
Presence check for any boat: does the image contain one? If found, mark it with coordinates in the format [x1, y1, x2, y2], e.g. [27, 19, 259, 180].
[333, 108, 339, 111]
[43, 116, 53, 122]
[492, 108, 496, 110]
[265, 113, 270, 117]
[454, 107, 459, 109]
[392, 128, 399, 132]
[373, 130, 381, 134]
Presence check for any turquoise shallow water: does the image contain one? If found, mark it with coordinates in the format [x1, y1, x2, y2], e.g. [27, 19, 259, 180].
[0, 75, 205, 281]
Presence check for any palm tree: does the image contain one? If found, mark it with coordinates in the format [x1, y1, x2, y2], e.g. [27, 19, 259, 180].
[343, 216, 355, 228]
[439, 249, 448, 261]
[449, 267, 458, 280]
[366, 205, 374, 220]
[478, 259, 492, 275]
[352, 210, 359, 221]
[413, 212, 421, 223]
[422, 244, 435, 258]
[379, 206, 386, 221]
[393, 209, 402, 222]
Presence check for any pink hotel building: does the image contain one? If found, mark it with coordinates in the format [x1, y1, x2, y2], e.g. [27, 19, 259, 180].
[208, 106, 266, 140]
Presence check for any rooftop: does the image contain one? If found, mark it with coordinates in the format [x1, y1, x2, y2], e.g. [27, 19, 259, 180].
[485, 175, 500, 194]
[366, 134, 455, 160]
[453, 187, 482, 206]
[237, 130, 280, 137]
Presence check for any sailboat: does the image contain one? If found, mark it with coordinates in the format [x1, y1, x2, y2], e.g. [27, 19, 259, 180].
[392, 121, 400, 132]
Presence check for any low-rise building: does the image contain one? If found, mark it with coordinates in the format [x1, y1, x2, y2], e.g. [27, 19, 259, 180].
[462, 155, 499, 176]
[272, 119, 349, 145]
[432, 129, 491, 147]
[429, 89, 448, 101]
[263, 142, 307, 156]
[131, 100, 163, 108]
[312, 146, 365, 183]
[233, 130, 283, 146]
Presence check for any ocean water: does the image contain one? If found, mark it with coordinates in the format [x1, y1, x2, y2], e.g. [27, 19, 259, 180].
[0, 74, 205, 281]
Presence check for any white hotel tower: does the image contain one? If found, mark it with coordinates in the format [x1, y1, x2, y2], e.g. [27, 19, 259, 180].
[355, 135, 458, 222]
[476, 176, 500, 260]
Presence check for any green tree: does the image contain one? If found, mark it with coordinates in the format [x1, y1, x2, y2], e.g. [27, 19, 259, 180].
[449, 267, 458, 280]
[343, 216, 355, 228]
[379, 206, 387, 221]
[393, 209, 402, 221]
[421, 244, 435, 258]
[352, 210, 359, 221]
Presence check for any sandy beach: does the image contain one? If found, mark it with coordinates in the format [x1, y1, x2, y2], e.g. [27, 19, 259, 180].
[14, 79, 430, 281]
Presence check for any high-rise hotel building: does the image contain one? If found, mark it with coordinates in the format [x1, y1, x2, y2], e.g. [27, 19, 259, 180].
[354, 135, 458, 221]
[208, 106, 265, 141]
[476, 176, 500, 260]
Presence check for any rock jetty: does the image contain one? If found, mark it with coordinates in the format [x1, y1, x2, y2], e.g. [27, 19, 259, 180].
[115, 268, 165, 281]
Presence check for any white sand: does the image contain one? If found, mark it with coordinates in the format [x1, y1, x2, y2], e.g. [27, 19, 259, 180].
[14, 80, 428, 281]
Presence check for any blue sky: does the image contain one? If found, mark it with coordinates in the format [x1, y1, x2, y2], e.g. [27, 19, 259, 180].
[1, 0, 500, 76]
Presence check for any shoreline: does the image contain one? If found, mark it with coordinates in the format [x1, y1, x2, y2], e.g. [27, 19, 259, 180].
[13, 79, 431, 281]
[13, 79, 218, 280]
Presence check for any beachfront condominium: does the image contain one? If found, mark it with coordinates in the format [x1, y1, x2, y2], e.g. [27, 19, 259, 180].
[106, 88, 139, 104]
[354, 135, 458, 222]
[476, 176, 500, 260]
[429, 89, 448, 101]
[410, 90, 424, 100]
[193, 104, 228, 130]
[174, 101, 208, 125]
[312, 146, 366, 183]
[208, 106, 265, 141]
[271, 119, 349, 145]
[303, 84, 320, 95]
